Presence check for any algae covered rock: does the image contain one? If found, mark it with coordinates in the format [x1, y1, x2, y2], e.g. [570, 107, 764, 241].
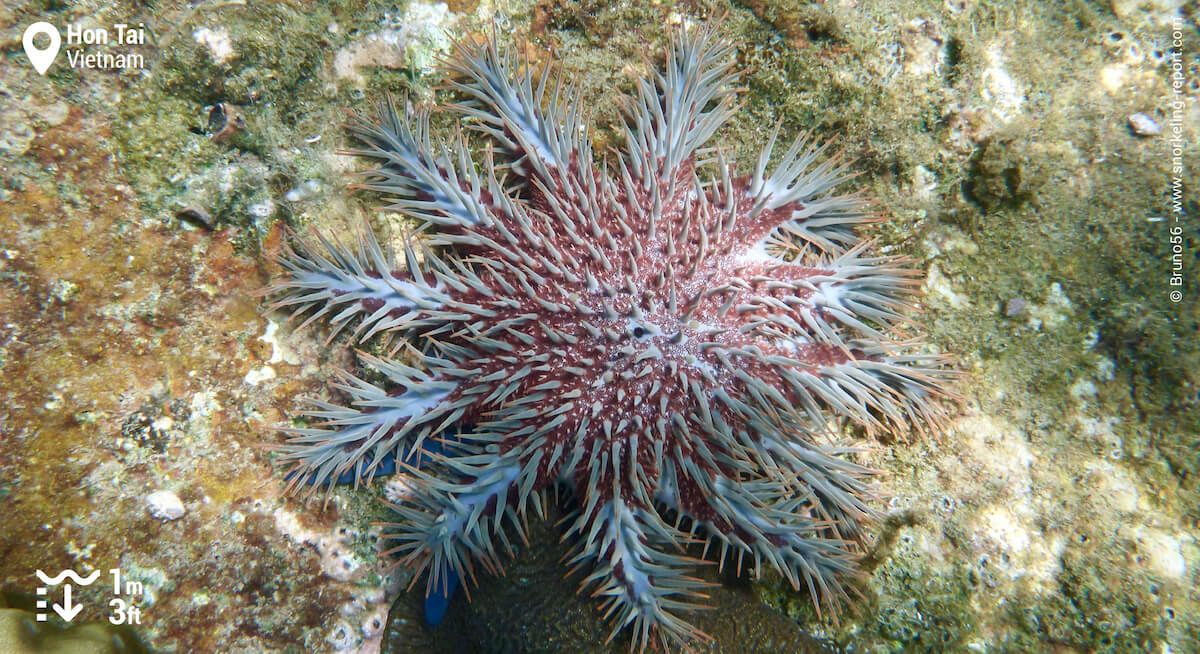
[966, 123, 1083, 213]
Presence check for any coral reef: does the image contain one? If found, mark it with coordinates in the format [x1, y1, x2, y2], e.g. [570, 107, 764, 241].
[266, 21, 951, 650]
[0, 0, 1195, 653]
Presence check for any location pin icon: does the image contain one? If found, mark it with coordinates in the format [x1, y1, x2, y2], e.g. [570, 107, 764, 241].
[23, 22, 61, 75]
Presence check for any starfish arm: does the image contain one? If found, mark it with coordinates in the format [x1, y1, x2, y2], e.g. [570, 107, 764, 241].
[757, 438, 881, 541]
[264, 228, 453, 343]
[346, 96, 496, 229]
[622, 23, 739, 188]
[383, 450, 541, 599]
[276, 353, 467, 498]
[680, 470, 862, 619]
[706, 128, 872, 258]
[443, 33, 588, 183]
[704, 248, 922, 348]
[440, 35, 630, 268]
[775, 344, 955, 436]
[565, 498, 711, 651]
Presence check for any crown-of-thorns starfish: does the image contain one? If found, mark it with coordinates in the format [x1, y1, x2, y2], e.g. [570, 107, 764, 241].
[265, 21, 953, 651]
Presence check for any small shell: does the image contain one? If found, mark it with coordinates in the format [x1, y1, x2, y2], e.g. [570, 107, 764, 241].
[207, 102, 246, 143]
[1128, 113, 1160, 137]
[146, 490, 185, 520]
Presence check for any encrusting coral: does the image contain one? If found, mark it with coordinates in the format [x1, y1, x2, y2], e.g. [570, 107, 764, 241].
[264, 21, 953, 651]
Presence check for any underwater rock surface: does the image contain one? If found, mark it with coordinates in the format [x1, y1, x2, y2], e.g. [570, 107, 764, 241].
[0, 0, 1196, 652]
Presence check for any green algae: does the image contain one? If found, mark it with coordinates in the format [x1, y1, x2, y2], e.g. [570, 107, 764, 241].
[108, 0, 436, 236]
[1004, 536, 1190, 653]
